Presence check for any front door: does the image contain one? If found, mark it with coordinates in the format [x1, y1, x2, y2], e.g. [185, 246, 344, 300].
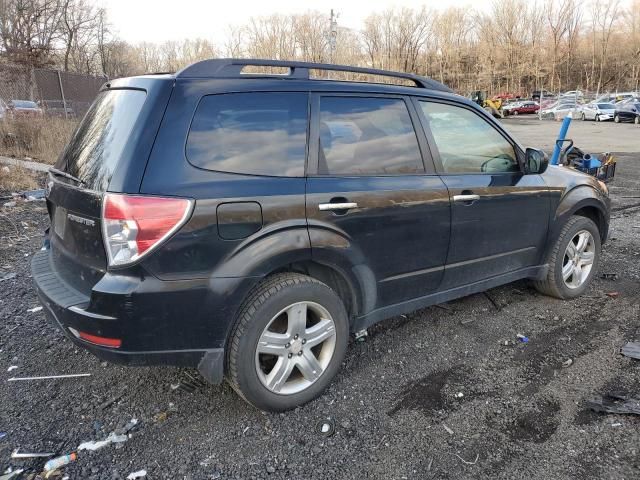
[306, 94, 451, 310]
[414, 99, 550, 288]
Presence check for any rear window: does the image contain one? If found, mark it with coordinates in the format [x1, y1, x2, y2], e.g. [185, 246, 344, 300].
[186, 92, 308, 176]
[59, 89, 146, 191]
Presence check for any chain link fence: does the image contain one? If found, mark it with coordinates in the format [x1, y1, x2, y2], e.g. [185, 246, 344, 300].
[0, 63, 104, 165]
[0, 63, 105, 119]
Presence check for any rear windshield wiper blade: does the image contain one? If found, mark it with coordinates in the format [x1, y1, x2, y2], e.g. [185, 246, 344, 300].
[49, 167, 86, 186]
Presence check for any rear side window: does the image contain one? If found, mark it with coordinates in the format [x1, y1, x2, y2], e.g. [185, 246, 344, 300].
[318, 97, 422, 175]
[60, 89, 147, 191]
[187, 92, 308, 176]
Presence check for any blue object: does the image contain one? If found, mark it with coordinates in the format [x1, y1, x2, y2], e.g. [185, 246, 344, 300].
[550, 114, 573, 165]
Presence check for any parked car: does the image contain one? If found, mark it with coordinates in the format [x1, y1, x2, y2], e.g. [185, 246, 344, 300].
[613, 99, 640, 124]
[580, 102, 616, 121]
[504, 100, 539, 115]
[32, 59, 611, 412]
[540, 101, 581, 120]
[596, 92, 639, 104]
[7, 100, 43, 118]
[532, 90, 554, 100]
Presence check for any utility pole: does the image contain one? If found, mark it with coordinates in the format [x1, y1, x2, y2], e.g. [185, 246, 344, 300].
[329, 9, 338, 64]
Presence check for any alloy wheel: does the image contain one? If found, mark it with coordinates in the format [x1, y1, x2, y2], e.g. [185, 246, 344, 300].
[562, 230, 595, 289]
[255, 302, 337, 395]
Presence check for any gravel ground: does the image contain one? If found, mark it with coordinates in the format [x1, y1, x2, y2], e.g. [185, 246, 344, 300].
[1, 121, 639, 479]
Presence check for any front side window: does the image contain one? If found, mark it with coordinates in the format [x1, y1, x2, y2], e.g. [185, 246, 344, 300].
[318, 97, 423, 175]
[419, 101, 519, 174]
[187, 92, 308, 176]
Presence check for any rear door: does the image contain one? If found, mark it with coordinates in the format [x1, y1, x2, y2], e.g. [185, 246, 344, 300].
[306, 94, 451, 309]
[414, 99, 550, 288]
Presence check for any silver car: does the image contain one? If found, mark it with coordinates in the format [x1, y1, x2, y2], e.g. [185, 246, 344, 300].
[580, 102, 616, 122]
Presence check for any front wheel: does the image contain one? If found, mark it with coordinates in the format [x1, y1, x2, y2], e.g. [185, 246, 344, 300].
[614, 114, 620, 123]
[581, 112, 586, 121]
[533, 216, 601, 299]
[635, 116, 640, 125]
[226, 273, 349, 411]
[596, 114, 601, 122]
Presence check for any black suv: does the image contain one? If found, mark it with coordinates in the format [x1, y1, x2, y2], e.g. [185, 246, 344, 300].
[33, 59, 610, 411]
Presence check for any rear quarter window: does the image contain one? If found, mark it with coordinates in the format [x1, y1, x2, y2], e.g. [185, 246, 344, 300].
[186, 92, 308, 176]
[59, 89, 147, 191]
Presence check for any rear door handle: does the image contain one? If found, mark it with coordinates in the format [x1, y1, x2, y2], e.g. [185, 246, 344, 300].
[318, 202, 358, 211]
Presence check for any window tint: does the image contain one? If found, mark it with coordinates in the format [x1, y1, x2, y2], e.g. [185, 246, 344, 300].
[318, 97, 422, 175]
[60, 89, 146, 191]
[187, 92, 308, 176]
[419, 101, 519, 174]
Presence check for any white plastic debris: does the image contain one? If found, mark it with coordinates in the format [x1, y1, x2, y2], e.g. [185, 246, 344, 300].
[7, 366, 18, 372]
[126, 470, 147, 479]
[78, 432, 128, 451]
[27, 306, 43, 313]
[443, 424, 454, 435]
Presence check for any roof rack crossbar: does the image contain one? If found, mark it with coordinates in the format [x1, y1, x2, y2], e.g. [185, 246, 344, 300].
[176, 58, 451, 92]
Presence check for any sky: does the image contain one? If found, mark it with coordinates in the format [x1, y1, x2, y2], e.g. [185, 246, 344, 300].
[101, 0, 488, 44]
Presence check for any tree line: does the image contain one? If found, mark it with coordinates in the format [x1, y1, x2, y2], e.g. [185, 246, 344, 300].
[1, 0, 638, 95]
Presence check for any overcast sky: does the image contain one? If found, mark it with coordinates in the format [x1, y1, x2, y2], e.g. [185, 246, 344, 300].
[101, 0, 489, 44]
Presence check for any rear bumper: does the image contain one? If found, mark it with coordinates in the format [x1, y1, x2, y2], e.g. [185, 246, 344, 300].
[31, 248, 226, 383]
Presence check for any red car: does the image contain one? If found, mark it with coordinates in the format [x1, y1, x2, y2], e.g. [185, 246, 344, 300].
[505, 101, 540, 115]
[7, 100, 44, 118]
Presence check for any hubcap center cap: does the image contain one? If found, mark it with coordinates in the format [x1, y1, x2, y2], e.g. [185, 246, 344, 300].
[290, 338, 303, 354]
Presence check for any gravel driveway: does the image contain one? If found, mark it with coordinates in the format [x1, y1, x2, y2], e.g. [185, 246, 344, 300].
[1, 145, 639, 478]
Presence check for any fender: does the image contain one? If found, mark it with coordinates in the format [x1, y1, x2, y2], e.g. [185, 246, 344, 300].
[540, 185, 610, 266]
[307, 220, 376, 317]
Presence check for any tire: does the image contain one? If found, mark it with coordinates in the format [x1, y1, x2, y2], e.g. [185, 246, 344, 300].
[513, 110, 519, 116]
[226, 272, 349, 412]
[595, 114, 600, 122]
[635, 116, 640, 125]
[581, 112, 586, 121]
[614, 114, 620, 123]
[533, 216, 601, 299]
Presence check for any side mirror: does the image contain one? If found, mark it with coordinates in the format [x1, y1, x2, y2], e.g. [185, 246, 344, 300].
[525, 148, 549, 174]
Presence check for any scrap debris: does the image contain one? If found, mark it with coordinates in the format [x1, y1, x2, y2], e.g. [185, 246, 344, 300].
[605, 292, 619, 299]
[78, 431, 127, 451]
[0, 469, 24, 480]
[8, 373, 91, 382]
[27, 306, 43, 313]
[11, 448, 54, 459]
[621, 342, 640, 360]
[44, 452, 77, 473]
[171, 371, 206, 393]
[126, 470, 147, 479]
[587, 394, 640, 415]
[316, 418, 335, 437]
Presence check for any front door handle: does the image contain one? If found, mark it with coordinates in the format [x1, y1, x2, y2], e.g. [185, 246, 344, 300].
[319, 202, 358, 211]
[453, 194, 480, 204]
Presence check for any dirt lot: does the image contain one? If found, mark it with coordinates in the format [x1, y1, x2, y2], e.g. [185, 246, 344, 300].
[1, 118, 639, 479]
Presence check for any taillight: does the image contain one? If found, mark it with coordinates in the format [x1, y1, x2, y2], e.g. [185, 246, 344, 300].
[102, 193, 193, 267]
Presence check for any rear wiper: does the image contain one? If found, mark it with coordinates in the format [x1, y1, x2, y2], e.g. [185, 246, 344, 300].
[49, 167, 86, 186]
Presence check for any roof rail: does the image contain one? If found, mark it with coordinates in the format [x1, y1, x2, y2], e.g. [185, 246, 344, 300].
[176, 58, 452, 93]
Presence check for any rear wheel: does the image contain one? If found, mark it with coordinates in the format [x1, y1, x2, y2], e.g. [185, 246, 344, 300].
[581, 112, 586, 121]
[226, 273, 349, 411]
[635, 116, 639, 125]
[533, 216, 601, 299]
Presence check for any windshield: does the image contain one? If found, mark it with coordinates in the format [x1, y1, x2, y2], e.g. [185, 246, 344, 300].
[57, 89, 146, 191]
[597, 103, 614, 109]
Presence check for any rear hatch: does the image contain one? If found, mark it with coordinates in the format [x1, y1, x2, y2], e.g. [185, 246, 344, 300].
[47, 87, 150, 295]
